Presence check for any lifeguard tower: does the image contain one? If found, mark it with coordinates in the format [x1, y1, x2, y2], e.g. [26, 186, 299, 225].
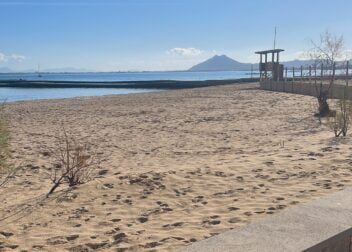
[255, 49, 284, 81]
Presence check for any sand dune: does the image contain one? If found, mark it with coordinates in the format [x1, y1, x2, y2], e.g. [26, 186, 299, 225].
[1, 83, 352, 251]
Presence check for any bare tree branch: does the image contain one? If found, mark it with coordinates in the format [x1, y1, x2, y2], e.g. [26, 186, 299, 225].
[308, 31, 346, 117]
[47, 126, 100, 197]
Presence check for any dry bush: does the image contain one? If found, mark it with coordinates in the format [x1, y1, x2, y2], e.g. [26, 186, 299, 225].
[0, 103, 13, 188]
[47, 127, 99, 197]
[327, 89, 352, 137]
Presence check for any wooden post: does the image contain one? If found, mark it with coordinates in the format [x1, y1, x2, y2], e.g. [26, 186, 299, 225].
[300, 65, 303, 82]
[347, 61, 350, 100]
[272, 52, 275, 82]
[332, 63, 336, 98]
[347, 61, 349, 87]
[292, 67, 295, 92]
[259, 54, 262, 81]
[314, 64, 317, 86]
[265, 53, 268, 79]
[285, 67, 288, 82]
[283, 67, 286, 91]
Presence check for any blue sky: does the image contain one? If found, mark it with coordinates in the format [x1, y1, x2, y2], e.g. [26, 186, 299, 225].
[0, 0, 352, 71]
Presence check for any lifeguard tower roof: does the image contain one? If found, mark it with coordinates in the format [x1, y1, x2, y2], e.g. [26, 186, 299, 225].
[255, 49, 284, 54]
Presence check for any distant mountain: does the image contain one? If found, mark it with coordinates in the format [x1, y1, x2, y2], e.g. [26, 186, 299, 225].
[281, 59, 317, 68]
[189, 55, 255, 71]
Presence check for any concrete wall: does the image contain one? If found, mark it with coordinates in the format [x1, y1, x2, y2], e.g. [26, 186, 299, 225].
[178, 188, 352, 252]
[260, 80, 352, 100]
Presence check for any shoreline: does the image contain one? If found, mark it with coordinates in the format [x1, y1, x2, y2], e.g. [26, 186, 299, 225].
[0, 78, 259, 89]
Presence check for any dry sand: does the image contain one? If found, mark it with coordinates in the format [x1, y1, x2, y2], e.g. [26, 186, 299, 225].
[1, 83, 352, 251]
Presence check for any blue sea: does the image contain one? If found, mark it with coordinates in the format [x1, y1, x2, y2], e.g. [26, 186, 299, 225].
[0, 71, 257, 102]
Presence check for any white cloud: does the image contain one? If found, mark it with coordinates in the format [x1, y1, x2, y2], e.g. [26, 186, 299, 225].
[0, 53, 7, 63]
[0, 52, 26, 63]
[343, 50, 352, 60]
[281, 49, 352, 61]
[10, 54, 26, 62]
[103, 48, 220, 71]
[167, 47, 204, 57]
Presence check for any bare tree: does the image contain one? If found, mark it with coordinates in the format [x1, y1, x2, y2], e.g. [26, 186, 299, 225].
[328, 87, 352, 137]
[308, 31, 345, 116]
[47, 127, 99, 197]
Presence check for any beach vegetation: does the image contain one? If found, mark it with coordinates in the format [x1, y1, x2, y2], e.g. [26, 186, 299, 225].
[47, 127, 99, 197]
[308, 31, 345, 117]
[328, 88, 352, 137]
[0, 103, 14, 188]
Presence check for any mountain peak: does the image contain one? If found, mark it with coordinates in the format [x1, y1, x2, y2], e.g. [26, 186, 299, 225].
[188, 55, 250, 72]
[212, 54, 230, 59]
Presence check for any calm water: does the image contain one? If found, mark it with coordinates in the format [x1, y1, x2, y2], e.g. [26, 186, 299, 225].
[0, 88, 162, 102]
[0, 71, 257, 102]
[0, 71, 256, 82]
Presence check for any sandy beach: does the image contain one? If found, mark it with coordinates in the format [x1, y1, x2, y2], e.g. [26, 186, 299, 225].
[1, 83, 352, 251]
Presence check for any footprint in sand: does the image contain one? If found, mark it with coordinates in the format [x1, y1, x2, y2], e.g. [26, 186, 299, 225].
[103, 183, 114, 189]
[144, 241, 162, 248]
[156, 201, 169, 207]
[202, 216, 221, 225]
[113, 232, 128, 244]
[228, 207, 240, 211]
[207, 220, 221, 225]
[264, 161, 274, 166]
[243, 211, 252, 216]
[172, 237, 185, 241]
[163, 222, 184, 229]
[85, 242, 109, 250]
[137, 217, 148, 223]
[116, 248, 128, 252]
[98, 169, 109, 176]
[66, 235, 79, 241]
[32, 245, 45, 250]
[0, 231, 14, 238]
[192, 196, 204, 203]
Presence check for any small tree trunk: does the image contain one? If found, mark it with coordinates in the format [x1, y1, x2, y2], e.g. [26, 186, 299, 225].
[47, 177, 64, 198]
[47, 182, 61, 198]
[317, 91, 330, 117]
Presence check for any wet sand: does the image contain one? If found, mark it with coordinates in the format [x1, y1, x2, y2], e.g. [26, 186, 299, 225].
[1, 83, 352, 251]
